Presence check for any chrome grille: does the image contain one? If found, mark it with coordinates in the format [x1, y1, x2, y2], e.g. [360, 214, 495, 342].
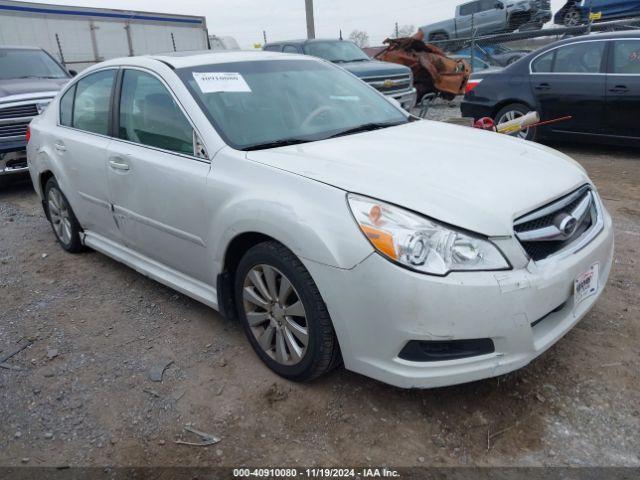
[514, 186, 598, 261]
[0, 122, 29, 139]
[362, 73, 412, 94]
[0, 104, 38, 120]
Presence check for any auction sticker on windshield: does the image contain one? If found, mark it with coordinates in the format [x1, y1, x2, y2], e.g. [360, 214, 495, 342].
[192, 72, 251, 93]
[574, 263, 599, 306]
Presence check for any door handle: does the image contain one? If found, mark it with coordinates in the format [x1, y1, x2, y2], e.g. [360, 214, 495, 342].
[535, 83, 551, 91]
[609, 85, 629, 94]
[109, 160, 130, 171]
[54, 143, 66, 152]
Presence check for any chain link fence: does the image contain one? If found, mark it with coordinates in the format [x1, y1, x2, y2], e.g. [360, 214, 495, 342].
[424, 15, 640, 74]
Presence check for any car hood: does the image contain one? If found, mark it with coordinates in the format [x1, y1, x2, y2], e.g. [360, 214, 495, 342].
[339, 59, 410, 78]
[246, 120, 589, 236]
[0, 78, 69, 102]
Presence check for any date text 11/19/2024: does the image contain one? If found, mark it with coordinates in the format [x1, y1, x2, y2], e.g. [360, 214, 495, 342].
[232, 467, 401, 478]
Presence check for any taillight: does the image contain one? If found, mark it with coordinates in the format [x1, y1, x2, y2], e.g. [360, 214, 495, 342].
[25, 126, 31, 143]
[465, 79, 482, 94]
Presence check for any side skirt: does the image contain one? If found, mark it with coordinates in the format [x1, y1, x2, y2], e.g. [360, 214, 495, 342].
[82, 231, 219, 310]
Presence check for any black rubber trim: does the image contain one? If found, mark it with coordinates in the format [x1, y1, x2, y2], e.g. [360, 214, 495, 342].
[399, 338, 495, 362]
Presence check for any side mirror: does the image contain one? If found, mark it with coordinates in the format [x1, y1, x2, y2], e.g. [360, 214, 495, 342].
[68, 69, 78, 77]
[495, 2, 504, 9]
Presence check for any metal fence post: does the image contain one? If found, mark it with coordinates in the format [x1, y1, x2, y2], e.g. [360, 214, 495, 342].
[89, 20, 101, 63]
[470, 14, 476, 73]
[55, 33, 66, 66]
[124, 23, 134, 57]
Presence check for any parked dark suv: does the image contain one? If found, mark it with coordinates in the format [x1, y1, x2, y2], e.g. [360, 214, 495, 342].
[461, 32, 640, 145]
[0, 46, 71, 185]
[263, 39, 417, 110]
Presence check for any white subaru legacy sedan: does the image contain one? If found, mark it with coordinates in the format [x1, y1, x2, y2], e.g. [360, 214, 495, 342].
[27, 51, 614, 388]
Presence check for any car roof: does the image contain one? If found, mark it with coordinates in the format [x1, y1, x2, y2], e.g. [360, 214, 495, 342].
[149, 49, 310, 68]
[0, 45, 43, 51]
[549, 30, 640, 47]
[264, 38, 352, 47]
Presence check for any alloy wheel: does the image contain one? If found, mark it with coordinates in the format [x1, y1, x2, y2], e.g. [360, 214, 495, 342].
[498, 110, 530, 140]
[48, 187, 72, 245]
[242, 264, 309, 366]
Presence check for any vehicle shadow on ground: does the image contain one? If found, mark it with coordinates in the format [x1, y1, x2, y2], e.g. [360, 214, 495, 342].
[544, 141, 640, 159]
[0, 175, 33, 195]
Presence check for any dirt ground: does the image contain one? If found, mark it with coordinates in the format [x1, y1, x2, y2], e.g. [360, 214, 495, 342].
[0, 141, 638, 469]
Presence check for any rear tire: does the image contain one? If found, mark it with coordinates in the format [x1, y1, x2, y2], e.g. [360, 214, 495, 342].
[44, 177, 84, 253]
[494, 103, 538, 142]
[234, 241, 341, 382]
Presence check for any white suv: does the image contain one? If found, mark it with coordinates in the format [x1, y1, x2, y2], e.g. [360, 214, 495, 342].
[27, 51, 614, 388]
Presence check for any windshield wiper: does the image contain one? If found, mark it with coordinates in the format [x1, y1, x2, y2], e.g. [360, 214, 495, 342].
[242, 138, 311, 151]
[327, 121, 406, 139]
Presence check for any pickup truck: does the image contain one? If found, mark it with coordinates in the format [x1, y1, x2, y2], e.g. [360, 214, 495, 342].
[263, 39, 417, 110]
[420, 0, 552, 42]
[554, 0, 640, 26]
[0, 46, 71, 186]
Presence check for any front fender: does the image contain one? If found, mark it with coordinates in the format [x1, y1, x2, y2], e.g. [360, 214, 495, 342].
[207, 152, 374, 275]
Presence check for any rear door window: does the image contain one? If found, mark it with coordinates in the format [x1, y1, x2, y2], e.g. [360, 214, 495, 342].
[72, 70, 116, 135]
[283, 45, 300, 53]
[479, 0, 498, 11]
[118, 69, 194, 155]
[532, 50, 554, 73]
[553, 42, 605, 73]
[611, 40, 640, 74]
[59, 85, 75, 127]
[459, 1, 479, 15]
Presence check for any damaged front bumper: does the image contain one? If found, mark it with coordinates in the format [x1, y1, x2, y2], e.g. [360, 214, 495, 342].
[389, 88, 418, 110]
[1, 142, 29, 176]
[303, 208, 614, 389]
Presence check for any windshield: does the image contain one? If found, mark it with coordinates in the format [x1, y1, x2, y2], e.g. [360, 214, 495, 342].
[303, 41, 370, 63]
[0, 48, 68, 80]
[177, 59, 408, 151]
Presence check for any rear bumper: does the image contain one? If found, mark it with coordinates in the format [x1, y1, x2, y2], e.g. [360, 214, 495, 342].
[0, 142, 29, 176]
[389, 88, 417, 110]
[460, 99, 494, 120]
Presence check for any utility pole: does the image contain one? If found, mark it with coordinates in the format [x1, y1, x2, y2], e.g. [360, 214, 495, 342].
[305, 0, 316, 39]
[395, 22, 399, 38]
[263, 30, 267, 44]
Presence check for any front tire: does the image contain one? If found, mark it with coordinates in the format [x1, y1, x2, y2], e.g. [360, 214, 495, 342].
[44, 178, 84, 253]
[494, 103, 537, 142]
[234, 241, 340, 382]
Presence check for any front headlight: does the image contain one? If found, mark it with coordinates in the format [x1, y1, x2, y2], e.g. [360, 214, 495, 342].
[348, 194, 510, 275]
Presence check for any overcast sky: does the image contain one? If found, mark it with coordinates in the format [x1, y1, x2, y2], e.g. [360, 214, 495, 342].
[35, 0, 567, 47]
